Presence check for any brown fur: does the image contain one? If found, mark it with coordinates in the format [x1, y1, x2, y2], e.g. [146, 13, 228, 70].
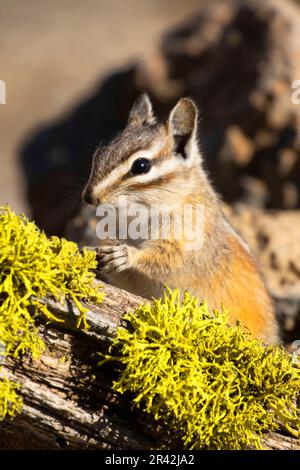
[83, 95, 279, 344]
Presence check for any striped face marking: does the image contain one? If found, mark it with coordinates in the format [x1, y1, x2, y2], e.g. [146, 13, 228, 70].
[91, 139, 189, 199]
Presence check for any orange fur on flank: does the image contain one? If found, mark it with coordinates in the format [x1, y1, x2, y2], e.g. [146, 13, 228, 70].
[208, 235, 277, 342]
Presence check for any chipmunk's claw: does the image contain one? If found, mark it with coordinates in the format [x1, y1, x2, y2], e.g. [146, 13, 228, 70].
[98, 244, 131, 273]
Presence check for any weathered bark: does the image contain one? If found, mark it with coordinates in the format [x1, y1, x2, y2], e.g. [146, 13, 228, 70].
[0, 280, 299, 450]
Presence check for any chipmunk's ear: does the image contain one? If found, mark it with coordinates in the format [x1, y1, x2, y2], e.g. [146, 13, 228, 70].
[168, 98, 198, 160]
[128, 93, 156, 126]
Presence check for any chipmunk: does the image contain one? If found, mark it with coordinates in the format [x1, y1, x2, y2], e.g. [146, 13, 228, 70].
[82, 94, 279, 344]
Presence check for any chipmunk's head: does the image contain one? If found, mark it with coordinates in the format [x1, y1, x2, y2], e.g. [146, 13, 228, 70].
[82, 94, 201, 208]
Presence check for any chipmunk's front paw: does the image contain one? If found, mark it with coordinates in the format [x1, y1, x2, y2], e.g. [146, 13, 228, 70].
[98, 244, 137, 273]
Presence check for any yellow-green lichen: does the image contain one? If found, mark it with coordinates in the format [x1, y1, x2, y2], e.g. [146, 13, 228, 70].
[104, 289, 300, 450]
[0, 206, 104, 419]
[0, 374, 23, 420]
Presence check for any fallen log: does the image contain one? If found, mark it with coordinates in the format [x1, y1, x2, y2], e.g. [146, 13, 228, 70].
[0, 281, 299, 450]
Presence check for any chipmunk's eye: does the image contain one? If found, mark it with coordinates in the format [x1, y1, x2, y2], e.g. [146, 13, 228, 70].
[130, 158, 151, 175]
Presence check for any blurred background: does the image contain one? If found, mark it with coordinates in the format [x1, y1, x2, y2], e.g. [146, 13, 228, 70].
[0, 0, 201, 214]
[0, 0, 300, 343]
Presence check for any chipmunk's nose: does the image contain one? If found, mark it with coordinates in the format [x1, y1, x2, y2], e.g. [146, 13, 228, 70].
[82, 187, 95, 205]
